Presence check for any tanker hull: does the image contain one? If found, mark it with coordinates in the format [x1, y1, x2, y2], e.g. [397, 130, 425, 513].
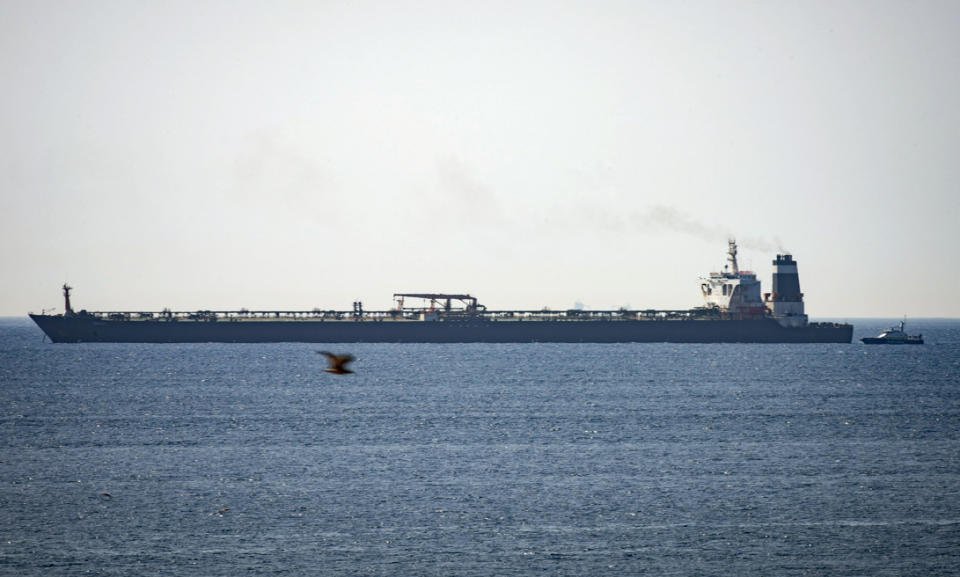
[29, 314, 853, 344]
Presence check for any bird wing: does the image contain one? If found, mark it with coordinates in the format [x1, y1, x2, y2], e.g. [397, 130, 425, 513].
[333, 354, 355, 369]
[318, 351, 354, 370]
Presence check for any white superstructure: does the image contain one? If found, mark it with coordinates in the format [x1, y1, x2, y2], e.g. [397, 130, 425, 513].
[700, 240, 766, 318]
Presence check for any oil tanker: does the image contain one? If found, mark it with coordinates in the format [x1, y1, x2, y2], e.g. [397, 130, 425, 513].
[29, 242, 852, 343]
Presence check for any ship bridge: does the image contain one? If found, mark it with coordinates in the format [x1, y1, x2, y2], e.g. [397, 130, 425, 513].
[699, 240, 766, 318]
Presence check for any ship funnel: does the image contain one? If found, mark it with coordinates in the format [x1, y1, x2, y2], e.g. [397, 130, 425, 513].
[771, 254, 801, 301]
[765, 254, 807, 327]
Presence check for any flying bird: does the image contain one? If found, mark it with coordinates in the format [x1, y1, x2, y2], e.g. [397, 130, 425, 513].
[318, 351, 355, 374]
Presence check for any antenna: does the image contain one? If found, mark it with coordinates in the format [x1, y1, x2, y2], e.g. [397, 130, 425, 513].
[727, 239, 739, 275]
[62, 283, 74, 316]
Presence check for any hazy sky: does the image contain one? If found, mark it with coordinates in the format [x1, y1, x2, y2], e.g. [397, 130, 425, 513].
[2, 0, 958, 317]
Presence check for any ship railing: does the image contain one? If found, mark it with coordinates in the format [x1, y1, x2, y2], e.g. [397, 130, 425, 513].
[79, 309, 460, 322]
[479, 309, 721, 321]
[78, 307, 726, 322]
[79, 309, 380, 321]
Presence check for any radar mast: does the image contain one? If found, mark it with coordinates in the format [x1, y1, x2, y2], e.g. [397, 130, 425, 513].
[727, 239, 739, 276]
[62, 283, 74, 316]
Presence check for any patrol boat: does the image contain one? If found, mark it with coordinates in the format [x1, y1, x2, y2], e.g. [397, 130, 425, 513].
[861, 320, 924, 345]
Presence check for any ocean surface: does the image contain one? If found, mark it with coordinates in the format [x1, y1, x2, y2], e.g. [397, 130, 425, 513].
[2, 317, 959, 576]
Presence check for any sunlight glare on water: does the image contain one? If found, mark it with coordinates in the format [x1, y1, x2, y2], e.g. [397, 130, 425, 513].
[1, 318, 959, 575]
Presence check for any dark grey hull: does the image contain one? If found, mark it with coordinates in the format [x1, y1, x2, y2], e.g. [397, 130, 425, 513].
[30, 315, 853, 344]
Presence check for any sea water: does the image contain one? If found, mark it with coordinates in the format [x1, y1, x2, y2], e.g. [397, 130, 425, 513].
[1, 317, 959, 576]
